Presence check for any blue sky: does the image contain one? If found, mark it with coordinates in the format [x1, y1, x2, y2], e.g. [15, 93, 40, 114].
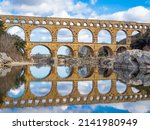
[1, 0, 150, 54]
[1, 0, 150, 22]
[1, 0, 150, 113]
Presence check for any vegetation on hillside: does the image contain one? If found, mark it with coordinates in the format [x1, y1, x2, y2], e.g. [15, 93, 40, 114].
[130, 29, 150, 50]
[0, 20, 26, 61]
[0, 21, 5, 36]
[0, 67, 25, 104]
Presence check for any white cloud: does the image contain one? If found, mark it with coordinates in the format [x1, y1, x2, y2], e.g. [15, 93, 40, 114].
[0, 0, 93, 18]
[1, 1, 150, 24]
[99, 6, 150, 23]
[91, 0, 97, 5]
[102, 100, 150, 113]
[78, 81, 93, 95]
[7, 26, 25, 40]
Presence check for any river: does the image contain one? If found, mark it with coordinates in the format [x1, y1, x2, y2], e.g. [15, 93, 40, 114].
[0, 64, 150, 113]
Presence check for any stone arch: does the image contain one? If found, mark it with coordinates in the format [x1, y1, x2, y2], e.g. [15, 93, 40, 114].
[98, 68, 113, 77]
[35, 20, 40, 24]
[5, 19, 10, 23]
[30, 45, 52, 57]
[97, 80, 112, 94]
[57, 28, 73, 42]
[98, 29, 112, 44]
[29, 20, 33, 24]
[78, 65, 94, 78]
[13, 19, 19, 24]
[57, 45, 73, 57]
[116, 46, 127, 54]
[103, 23, 107, 27]
[21, 20, 26, 24]
[116, 30, 127, 44]
[70, 22, 74, 26]
[78, 46, 94, 58]
[78, 29, 93, 43]
[116, 81, 127, 94]
[7, 83, 25, 99]
[57, 81, 73, 96]
[98, 46, 113, 57]
[30, 27, 52, 42]
[30, 81, 52, 97]
[77, 22, 81, 26]
[78, 81, 93, 95]
[132, 30, 141, 36]
[57, 66, 73, 78]
[30, 65, 52, 79]
[131, 87, 140, 93]
[7, 25, 25, 40]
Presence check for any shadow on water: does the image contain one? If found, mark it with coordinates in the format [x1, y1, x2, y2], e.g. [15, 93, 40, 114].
[114, 67, 150, 95]
[0, 67, 25, 104]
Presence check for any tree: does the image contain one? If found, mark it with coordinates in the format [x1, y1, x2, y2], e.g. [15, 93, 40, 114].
[0, 21, 5, 36]
[13, 35, 26, 56]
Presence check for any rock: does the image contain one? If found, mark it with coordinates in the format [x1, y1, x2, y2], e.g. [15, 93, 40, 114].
[114, 67, 150, 88]
[0, 67, 11, 77]
[114, 49, 150, 69]
[0, 52, 13, 65]
[100, 49, 150, 69]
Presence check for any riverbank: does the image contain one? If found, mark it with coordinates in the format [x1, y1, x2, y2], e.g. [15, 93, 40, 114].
[4, 61, 36, 67]
[0, 61, 36, 68]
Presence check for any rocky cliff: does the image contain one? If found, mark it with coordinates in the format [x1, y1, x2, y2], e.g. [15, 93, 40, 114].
[100, 49, 150, 69]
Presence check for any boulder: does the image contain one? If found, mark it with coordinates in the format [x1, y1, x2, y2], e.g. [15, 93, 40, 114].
[114, 49, 150, 69]
[0, 52, 13, 64]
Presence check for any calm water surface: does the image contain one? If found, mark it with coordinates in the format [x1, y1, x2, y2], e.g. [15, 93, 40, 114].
[0, 64, 150, 113]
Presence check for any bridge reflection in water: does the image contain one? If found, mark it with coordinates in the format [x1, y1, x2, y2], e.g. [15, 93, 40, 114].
[0, 64, 150, 111]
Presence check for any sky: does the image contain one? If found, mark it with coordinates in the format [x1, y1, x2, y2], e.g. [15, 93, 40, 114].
[1, 0, 150, 22]
[0, 0, 150, 112]
[1, 0, 150, 54]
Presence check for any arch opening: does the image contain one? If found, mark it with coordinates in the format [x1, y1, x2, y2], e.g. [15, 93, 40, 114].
[98, 46, 113, 57]
[30, 81, 52, 97]
[7, 84, 25, 99]
[57, 46, 73, 58]
[98, 30, 112, 44]
[7, 26, 25, 40]
[98, 68, 113, 77]
[116, 46, 127, 54]
[116, 81, 127, 94]
[30, 27, 52, 42]
[78, 81, 93, 95]
[78, 46, 94, 58]
[57, 28, 73, 42]
[78, 65, 93, 78]
[30, 65, 52, 79]
[57, 81, 73, 96]
[97, 80, 111, 94]
[132, 31, 141, 37]
[57, 66, 72, 78]
[78, 29, 93, 43]
[31, 45, 52, 64]
[116, 30, 127, 44]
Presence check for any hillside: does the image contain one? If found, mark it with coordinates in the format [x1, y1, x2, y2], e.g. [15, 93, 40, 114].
[118, 29, 150, 50]
[130, 29, 150, 50]
[0, 21, 26, 62]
